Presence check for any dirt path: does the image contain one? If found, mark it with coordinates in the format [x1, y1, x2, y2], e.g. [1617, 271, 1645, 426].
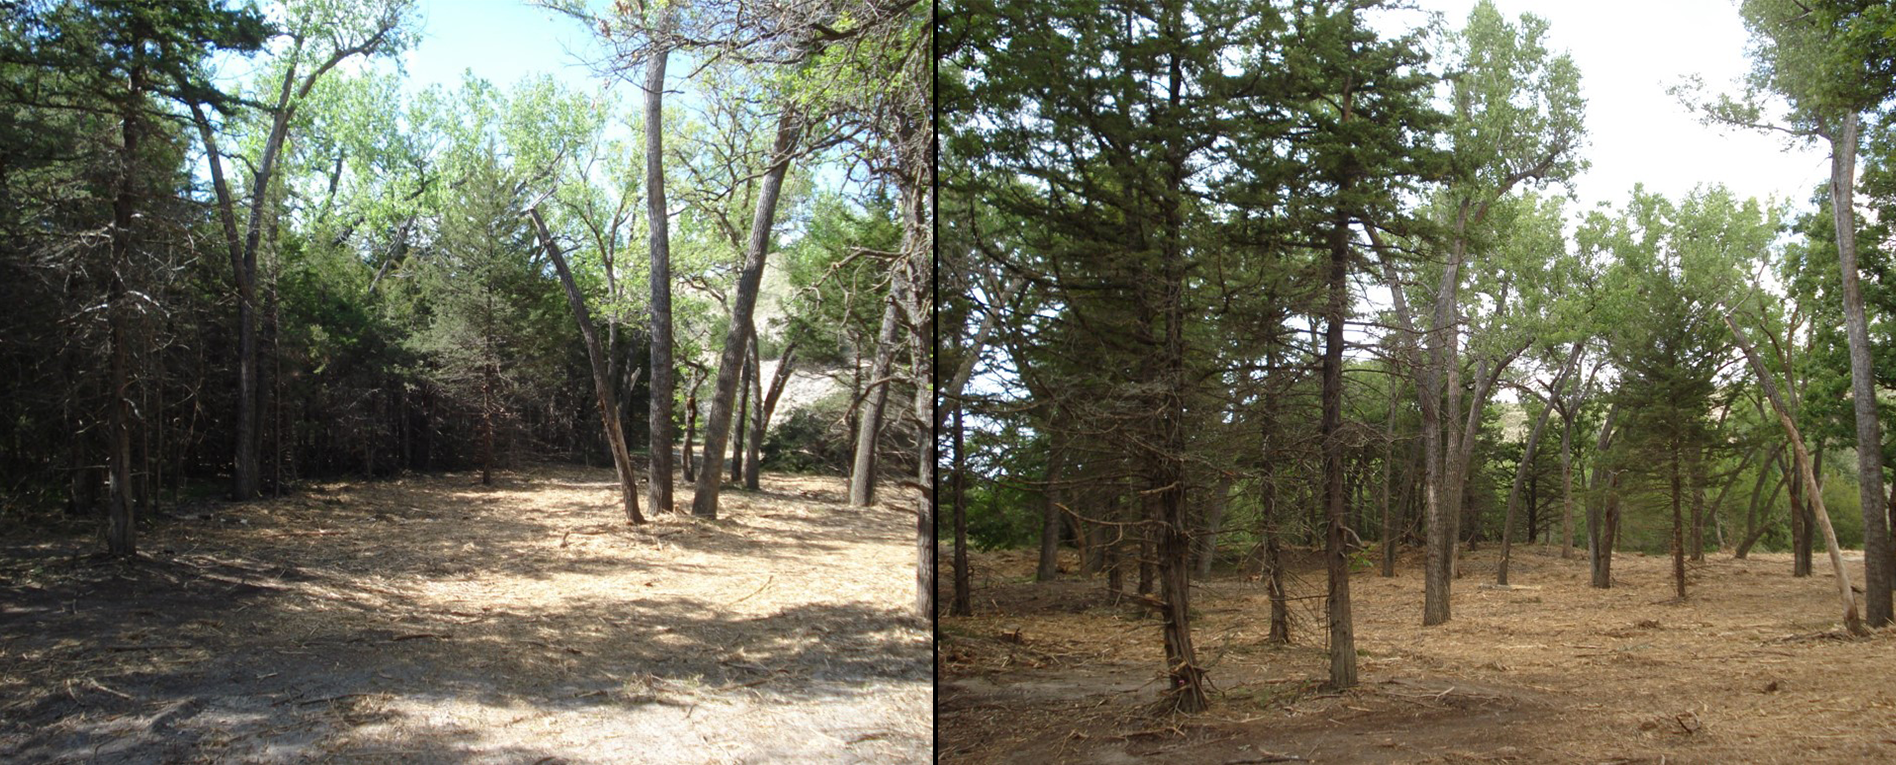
[942, 546, 1896, 764]
[0, 465, 930, 764]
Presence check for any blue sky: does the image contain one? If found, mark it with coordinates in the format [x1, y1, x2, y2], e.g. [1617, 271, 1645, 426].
[400, 0, 611, 97]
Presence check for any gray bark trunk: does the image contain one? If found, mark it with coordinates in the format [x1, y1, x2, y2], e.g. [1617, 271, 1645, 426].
[849, 298, 900, 506]
[530, 208, 643, 524]
[692, 110, 800, 519]
[645, 43, 676, 514]
[1828, 113, 1891, 626]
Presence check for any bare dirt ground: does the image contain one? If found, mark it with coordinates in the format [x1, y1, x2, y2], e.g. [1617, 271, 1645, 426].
[940, 544, 1896, 764]
[0, 465, 930, 764]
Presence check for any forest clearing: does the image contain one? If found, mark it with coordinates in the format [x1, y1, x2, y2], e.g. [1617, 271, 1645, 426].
[1, 465, 931, 763]
[941, 546, 1896, 764]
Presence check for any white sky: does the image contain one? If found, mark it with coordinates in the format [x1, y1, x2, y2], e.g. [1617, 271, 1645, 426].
[1402, 0, 1831, 216]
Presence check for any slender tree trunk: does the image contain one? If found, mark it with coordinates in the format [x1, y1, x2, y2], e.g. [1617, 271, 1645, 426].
[1588, 405, 1620, 588]
[692, 110, 800, 519]
[731, 340, 751, 483]
[1827, 114, 1891, 626]
[1382, 377, 1400, 577]
[952, 407, 970, 617]
[849, 299, 900, 506]
[1672, 448, 1686, 599]
[645, 41, 676, 515]
[529, 207, 643, 524]
[1038, 416, 1067, 582]
[1726, 311, 1865, 633]
[104, 60, 147, 557]
[682, 380, 699, 483]
[1195, 474, 1233, 578]
[1735, 457, 1786, 558]
[744, 335, 764, 490]
[1688, 450, 1705, 562]
[1322, 214, 1356, 689]
[1560, 409, 1576, 559]
[1266, 518, 1289, 644]
[1499, 399, 1557, 585]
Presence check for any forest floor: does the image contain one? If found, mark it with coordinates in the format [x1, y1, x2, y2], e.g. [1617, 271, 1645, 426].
[0, 464, 930, 764]
[940, 543, 1896, 764]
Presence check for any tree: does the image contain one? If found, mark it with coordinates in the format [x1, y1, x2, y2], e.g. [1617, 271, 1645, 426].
[1395, 0, 1584, 626]
[1684, 0, 1896, 626]
[10, 0, 269, 553]
[183, 0, 412, 501]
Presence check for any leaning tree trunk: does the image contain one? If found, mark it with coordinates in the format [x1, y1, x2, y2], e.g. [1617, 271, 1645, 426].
[849, 298, 900, 507]
[530, 208, 643, 524]
[692, 110, 800, 519]
[1725, 311, 1865, 635]
[645, 40, 676, 514]
[1827, 113, 1891, 627]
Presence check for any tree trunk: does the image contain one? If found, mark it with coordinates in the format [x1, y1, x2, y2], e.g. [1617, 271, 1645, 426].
[1195, 474, 1233, 578]
[849, 298, 900, 507]
[744, 334, 764, 490]
[682, 379, 699, 484]
[1725, 311, 1865, 634]
[1588, 405, 1621, 588]
[731, 339, 751, 484]
[645, 42, 676, 515]
[692, 110, 799, 519]
[1266, 519, 1290, 645]
[1038, 417, 1067, 582]
[1827, 113, 1891, 627]
[1560, 407, 1576, 559]
[529, 207, 643, 524]
[1734, 456, 1786, 559]
[1672, 448, 1686, 599]
[951, 406, 971, 617]
[1381, 377, 1400, 577]
[1499, 398, 1557, 585]
[1322, 214, 1356, 689]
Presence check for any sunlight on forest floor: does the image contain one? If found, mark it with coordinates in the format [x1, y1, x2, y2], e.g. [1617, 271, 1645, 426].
[941, 545, 1896, 764]
[0, 465, 930, 763]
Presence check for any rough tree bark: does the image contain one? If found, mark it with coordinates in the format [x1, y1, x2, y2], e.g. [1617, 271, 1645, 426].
[1588, 404, 1621, 588]
[644, 40, 676, 514]
[730, 336, 751, 484]
[744, 335, 764, 490]
[849, 298, 900, 507]
[691, 110, 799, 519]
[529, 207, 643, 524]
[1823, 111, 1891, 627]
[1322, 213, 1356, 689]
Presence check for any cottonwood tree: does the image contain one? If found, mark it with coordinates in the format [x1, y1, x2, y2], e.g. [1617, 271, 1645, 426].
[182, 0, 412, 501]
[1680, 0, 1896, 626]
[1389, 0, 1584, 626]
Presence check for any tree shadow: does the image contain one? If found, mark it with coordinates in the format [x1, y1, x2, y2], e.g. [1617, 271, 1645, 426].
[0, 465, 929, 762]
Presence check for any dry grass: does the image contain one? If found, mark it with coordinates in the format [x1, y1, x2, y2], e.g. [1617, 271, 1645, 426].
[0, 464, 930, 764]
[941, 544, 1896, 764]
